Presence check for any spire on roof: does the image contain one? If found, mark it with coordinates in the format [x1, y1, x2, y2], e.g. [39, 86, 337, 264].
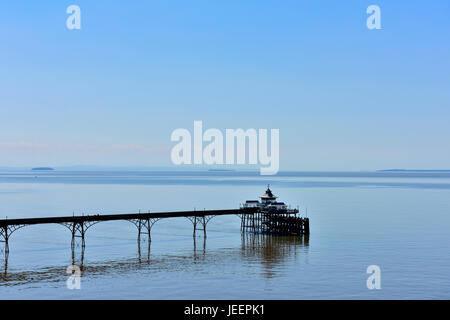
[261, 185, 277, 200]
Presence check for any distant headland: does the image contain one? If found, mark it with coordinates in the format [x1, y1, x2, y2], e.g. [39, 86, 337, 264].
[31, 167, 55, 171]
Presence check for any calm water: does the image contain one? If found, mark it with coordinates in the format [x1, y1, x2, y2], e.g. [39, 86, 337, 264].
[0, 171, 449, 299]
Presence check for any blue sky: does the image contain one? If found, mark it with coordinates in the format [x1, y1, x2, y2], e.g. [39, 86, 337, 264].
[0, 1, 449, 170]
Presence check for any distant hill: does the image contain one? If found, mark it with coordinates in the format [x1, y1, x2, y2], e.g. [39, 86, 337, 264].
[31, 167, 54, 171]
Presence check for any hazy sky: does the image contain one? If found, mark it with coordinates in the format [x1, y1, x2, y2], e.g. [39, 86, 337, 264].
[1, 1, 449, 170]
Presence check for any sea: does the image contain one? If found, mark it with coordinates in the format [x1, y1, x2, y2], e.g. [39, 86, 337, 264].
[0, 170, 449, 299]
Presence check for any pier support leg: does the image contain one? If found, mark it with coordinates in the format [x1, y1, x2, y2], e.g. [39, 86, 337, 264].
[61, 221, 98, 266]
[193, 236, 206, 258]
[71, 242, 85, 267]
[136, 219, 151, 243]
[0, 224, 25, 270]
[202, 216, 207, 239]
[81, 223, 85, 248]
[0, 226, 9, 277]
[146, 219, 152, 243]
[137, 239, 151, 263]
[130, 218, 159, 244]
[69, 222, 87, 249]
[0, 226, 9, 256]
[304, 218, 310, 235]
[137, 219, 142, 243]
[1, 252, 7, 278]
[188, 215, 214, 239]
[193, 217, 197, 237]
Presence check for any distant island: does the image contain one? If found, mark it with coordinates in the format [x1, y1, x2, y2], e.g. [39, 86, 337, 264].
[31, 167, 54, 171]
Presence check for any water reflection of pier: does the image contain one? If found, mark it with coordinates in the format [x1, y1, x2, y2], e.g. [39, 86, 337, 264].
[241, 233, 309, 278]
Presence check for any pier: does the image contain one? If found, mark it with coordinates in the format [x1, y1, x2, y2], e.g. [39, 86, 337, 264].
[0, 187, 309, 267]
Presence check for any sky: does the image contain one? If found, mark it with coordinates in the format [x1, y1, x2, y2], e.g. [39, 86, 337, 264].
[0, 0, 449, 171]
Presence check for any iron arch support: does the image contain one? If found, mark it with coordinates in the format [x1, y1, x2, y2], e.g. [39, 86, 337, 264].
[0, 224, 27, 255]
